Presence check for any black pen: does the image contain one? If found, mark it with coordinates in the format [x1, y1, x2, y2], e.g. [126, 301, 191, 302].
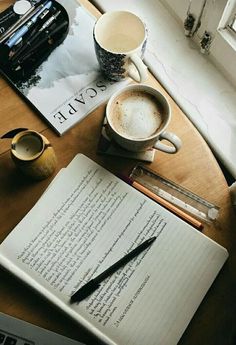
[11, 10, 61, 62]
[5, 1, 52, 48]
[0, 0, 50, 44]
[0, 0, 47, 43]
[70, 236, 156, 303]
[39, 9, 61, 32]
[12, 20, 68, 69]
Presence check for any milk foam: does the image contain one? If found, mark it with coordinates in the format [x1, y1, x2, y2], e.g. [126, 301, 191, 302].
[112, 92, 164, 139]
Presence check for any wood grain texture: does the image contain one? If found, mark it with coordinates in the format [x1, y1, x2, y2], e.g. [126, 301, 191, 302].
[0, 1, 235, 345]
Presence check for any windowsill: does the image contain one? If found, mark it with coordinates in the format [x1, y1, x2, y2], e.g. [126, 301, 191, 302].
[91, 0, 236, 181]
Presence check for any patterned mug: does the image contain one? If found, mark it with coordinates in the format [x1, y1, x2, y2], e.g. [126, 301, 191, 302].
[93, 11, 148, 82]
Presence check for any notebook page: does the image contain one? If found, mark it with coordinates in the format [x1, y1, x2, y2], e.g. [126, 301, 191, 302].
[0, 154, 228, 345]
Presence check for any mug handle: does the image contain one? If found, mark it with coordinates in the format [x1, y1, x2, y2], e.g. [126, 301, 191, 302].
[153, 131, 182, 154]
[128, 53, 148, 82]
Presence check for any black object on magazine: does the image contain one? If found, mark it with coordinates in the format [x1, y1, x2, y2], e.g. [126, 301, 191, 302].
[0, 0, 69, 82]
[0, 0, 127, 135]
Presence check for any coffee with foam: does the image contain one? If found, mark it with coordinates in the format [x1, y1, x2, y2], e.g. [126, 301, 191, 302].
[110, 90, 164, 140]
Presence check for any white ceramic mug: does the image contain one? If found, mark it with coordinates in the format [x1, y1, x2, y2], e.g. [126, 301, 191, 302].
[106, 84, 182, 153]
[93, 11, 148, 82]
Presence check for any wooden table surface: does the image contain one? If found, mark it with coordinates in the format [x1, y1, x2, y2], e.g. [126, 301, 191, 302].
[0, 1, 235, 344]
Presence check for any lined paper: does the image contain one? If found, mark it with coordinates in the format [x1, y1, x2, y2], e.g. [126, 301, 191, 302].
[0, 154, 228, 345]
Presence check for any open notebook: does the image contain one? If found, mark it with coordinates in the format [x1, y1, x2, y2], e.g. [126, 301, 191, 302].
[0, 154, 228, 345]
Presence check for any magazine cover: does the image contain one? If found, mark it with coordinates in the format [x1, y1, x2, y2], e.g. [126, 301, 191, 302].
[0, 0, 127, 135]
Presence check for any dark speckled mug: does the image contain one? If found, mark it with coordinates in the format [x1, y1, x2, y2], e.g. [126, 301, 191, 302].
[93, 11, 148, 82]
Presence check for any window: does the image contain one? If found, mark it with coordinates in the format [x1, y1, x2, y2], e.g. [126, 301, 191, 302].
[218, 0, 236, 49]
[161, 0, 236, 86]
[230, 14, 236, 32]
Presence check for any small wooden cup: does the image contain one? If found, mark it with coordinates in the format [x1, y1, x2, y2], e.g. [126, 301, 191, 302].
[11, 130, 57, 180]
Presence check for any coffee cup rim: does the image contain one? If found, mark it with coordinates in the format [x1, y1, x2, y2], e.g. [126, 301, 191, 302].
[106, 84, 171, 142]
[11, 130, 45, 161]
[94, 11, 147, 55]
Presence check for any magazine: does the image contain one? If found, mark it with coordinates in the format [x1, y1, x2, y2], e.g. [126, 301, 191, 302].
[0, 0, 128, 135]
